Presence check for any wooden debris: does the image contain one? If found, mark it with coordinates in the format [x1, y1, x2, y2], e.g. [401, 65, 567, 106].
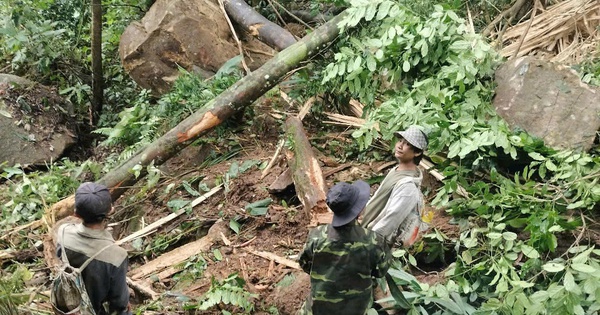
[130, 219, 229, 282]
[41, 11, 353, 225]
[297, 96, 316, 121]
[284, 116, 328, 218]
[119, 185, 222, 245]
[126, 277, 159, 300]
[0, 220, 43, 241]
[223, 0, 297, 51]
[323, 163, 352, 178]
[234, 236, 257, 248]
[323, 112, 367, 128]
[261, 139, 285, 180]
[244, 248, 301, 270]
[310, 212, 333, 227]
[268, 168, 293, 193]
[498, 0, 600, 64]
[220, 232, 232, 246]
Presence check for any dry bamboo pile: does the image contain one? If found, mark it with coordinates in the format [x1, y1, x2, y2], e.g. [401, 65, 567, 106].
[497, 0, 600, 64]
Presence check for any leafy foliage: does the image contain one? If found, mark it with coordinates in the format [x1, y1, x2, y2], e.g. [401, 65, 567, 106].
[0, 160, 101, 229]
[95, 67, 241, 163]
[319, 1, 600, 314]
[0, 266, 32, 315]
[0, 0, 150, 122]
[189, 273, 258, 313]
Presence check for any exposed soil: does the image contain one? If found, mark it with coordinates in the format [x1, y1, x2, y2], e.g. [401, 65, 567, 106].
[95, 93, 459, 315]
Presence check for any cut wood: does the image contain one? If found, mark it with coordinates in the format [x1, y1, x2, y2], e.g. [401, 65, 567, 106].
[224, 0, 297, 51]
[261, 139, 285, 179]
[43, 11, 351, 223]
[126, 277, 159, 300]
[244, 248, 300, 270]
[119, 185, 222, 245]
[129, 219, 229, 282]
[497, 0, 600, 64]
[323, 163, 351, 178]
[268, 167, 293, 194]
[284, 116, 328, 218]
[262, 95, 315, 180]
[269, 163, 350, 194]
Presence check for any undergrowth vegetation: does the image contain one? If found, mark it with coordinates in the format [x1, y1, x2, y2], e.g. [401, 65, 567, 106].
[1, 0, 600, 314]
[309, 0, 600, 313]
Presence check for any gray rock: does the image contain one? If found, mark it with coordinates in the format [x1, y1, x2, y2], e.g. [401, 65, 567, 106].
[494, 56, 600, 151]
[118, 0, 273, 95]
[0, 81, 76, 167]
[0, 74, 34, 87]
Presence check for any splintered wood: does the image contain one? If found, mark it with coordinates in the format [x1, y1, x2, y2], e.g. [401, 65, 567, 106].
[284, 116, 328, 219]
[498, 0, 600, 64]
[129, 219, 229, 283]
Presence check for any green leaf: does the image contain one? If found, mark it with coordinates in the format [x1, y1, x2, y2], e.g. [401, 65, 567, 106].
[528, 152, 545, 161]
[230, 219, 241, 234]
[402, 60, 410, 72]
[249, 207, 268, 216]
[487, 232, 502, 240]
[245, 198, 272, 210]
[421, 42, 428, 57]
[365, 3, 377, 21]
[502, 232, 517, 241]
[521, 244, 540, 259]
[213, 248, 223, 261]
[167, 199, 190, 212]
[571, 247, 593, 264]
[563, 271, 579, 293]
[543, 262, 565, 273]
[385, 274, 410, 309]
[571, 263, 596, 274]
[566, 200, 585, 210]
[366, 55, 377, 72]
[376, 1, 392, 20]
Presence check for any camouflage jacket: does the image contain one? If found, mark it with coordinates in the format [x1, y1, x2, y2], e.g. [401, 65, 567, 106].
[298, 221, 390, 315]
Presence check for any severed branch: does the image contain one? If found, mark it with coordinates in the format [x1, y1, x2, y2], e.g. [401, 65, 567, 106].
[127, 277, 159, 300]
[218, 0, 250, 74]
[511, 0, 541, 59]
[244, 248, 300, 270]
[483, 0, 530, 37]
[129, 220, 229, 283]
[118, 185, 222, 245]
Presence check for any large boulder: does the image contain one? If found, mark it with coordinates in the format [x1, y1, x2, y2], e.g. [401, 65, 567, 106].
[494, 57, 600, 151]
[119, 0, 274, 95]
[0, 78, 76, 167]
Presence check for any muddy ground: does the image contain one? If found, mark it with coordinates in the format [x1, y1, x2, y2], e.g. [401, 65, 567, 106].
[91, 95, 459, 315]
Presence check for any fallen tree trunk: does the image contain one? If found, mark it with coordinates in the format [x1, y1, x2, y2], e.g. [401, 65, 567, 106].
[129, 219, 228, 283]
[284, 116, 328, 219]
[224, 0, 297, 50]
[45, 11, 349, 223]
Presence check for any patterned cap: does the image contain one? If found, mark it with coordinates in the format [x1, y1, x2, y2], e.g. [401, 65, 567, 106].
[75, 182, 112, 223]
[395, 126, 428, 150]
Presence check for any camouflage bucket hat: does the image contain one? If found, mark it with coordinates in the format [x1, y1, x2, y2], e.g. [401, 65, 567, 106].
[395, 125, 428, 150]
[326, 180, 370, 227]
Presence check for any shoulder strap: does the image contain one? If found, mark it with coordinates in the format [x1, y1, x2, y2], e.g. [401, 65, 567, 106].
[58, 224, 73, 266]
[58, 223, 116, 272]
[79, 242, 114, 271]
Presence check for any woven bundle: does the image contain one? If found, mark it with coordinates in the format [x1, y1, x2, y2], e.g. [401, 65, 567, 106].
[499, 0, 600, 64]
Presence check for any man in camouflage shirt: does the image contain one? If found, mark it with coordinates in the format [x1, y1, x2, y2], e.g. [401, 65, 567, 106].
[298, 180, 390, 315]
